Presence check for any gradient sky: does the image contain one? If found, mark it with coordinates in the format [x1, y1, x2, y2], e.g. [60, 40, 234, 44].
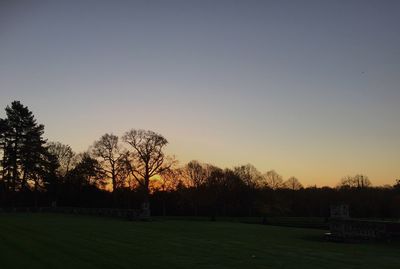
[1, 0, 399, 186]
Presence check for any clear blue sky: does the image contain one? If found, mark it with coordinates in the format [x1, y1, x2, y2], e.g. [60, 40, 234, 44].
[1, 0, 399, 186]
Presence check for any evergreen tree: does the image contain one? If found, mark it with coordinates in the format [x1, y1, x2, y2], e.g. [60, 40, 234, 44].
[1, 101, 48, 204]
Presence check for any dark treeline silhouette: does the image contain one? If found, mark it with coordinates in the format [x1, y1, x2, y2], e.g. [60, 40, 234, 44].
[1, 101, 400, 219]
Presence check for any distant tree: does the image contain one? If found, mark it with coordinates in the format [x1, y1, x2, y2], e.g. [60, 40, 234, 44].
[222, 168, 248, 215]
[204, 165, 226, 219]
[339, 175, 353, 188]
[339, 174, 371, 188]
[234, 164, 263, 216]
[155, 167, 181, 216]
[284, 177, 303, 190]
[91, 133, 128, 192]
[182, 161, 212, 216]
[47, 141, 75, 177]
[62, 153, 106, 206]
[264, 170, 283, 189]
[233, 164, 263, 188]
[204, 165, 225, 189]
[185, 160, 209, 188]
[123, 129, 172, 217]
[41, 148, 60, 205]
[30, 147, 59, 207]
[65, 153, 106, 189]
[353, 174, 371, 188]
[394, 179, 400, 190]
[157, 167, 182, 192]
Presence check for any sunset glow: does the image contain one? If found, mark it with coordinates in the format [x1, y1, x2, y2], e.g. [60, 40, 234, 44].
[1, 0, 399, 186]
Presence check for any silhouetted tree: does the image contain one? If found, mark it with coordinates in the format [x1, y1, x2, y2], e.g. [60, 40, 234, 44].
[0, 101, 48, 206]
[92, 133, 128, 192]
[222, 168, 248, 216]
[42, 148, 60, 205]
[284, 177, 303, 190]
[156, 167, 182, 216]
[234, 164, 262, 216]
[2, 102, 400, 219]
[65, 153, 104, 188]
[62, 153, 106, 206]
[185, 160, 209, 188]
[123, 129, 171, 217]
[264, 170, 283, 189]
[339, 174, 371, 189]
[234, 164, 263, 188]
[184, 161, 223, 216]
[204, 165, 225, 219]
[47, 141, 75, 177]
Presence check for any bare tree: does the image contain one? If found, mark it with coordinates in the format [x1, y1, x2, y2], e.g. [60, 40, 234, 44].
[353, 174, 371, 188]
[47, 141, 75, 177]
[339, 175, 353, 188]
[158, 167, 182, 192]
[233, 164, 263, 188]
[183, 160, 215, 216]
[233, 164, 263, 216]
[264, 170, 283, 189]
[185, 160, 209, 188]
[92, 133, 127, 192]
[156, 167, 181, 216]
[283, 176, 303, 190]
[123, 129, 172, 217]
[339, 174, 371, 188]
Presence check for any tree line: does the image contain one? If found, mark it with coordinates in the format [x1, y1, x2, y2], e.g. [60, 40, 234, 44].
[1, 101, 400, 219]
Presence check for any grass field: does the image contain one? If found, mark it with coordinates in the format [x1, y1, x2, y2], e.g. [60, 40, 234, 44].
[155, 216, 328, 229]
[0, 214, 399, 269]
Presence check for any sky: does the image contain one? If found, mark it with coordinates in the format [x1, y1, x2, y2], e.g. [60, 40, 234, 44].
[0, 0, 399, 186]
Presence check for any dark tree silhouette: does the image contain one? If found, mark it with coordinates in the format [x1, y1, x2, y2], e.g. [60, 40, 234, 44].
[185, 160, 209, 188]
[2, 101, 400, 220]
[264, 170, 283, 189]
[65, 153, 106, 189]
[204, 165, 226, 220]
[234, 164, 263, 188]
[157, 168, 182, 216]
[0, 101, 49, 205]
[91, 133, 128, 192]
[123, 129, 171, 217]
[184, 161, 214, 216]
[284, 177, 303, 190]
[233, 164, 263, 216]
[339, 174, 371, 189]
[47, 141, 75, 177]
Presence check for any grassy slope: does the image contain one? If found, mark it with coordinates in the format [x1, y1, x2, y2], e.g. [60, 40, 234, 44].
[0, 214, 399, 269]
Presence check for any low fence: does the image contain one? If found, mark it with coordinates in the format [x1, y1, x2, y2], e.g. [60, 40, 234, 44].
[0, 207, 141, 220]
[327, 218, 400, 241]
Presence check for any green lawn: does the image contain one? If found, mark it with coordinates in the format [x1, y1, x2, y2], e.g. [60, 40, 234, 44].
[0, 214, 399, 269]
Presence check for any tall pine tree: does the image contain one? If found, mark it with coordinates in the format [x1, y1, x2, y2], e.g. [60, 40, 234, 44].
[0, 101, 52, 206]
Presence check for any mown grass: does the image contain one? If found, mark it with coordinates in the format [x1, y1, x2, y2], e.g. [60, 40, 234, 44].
[0, 213, 399, 269]
[154, 216, 328, 229]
